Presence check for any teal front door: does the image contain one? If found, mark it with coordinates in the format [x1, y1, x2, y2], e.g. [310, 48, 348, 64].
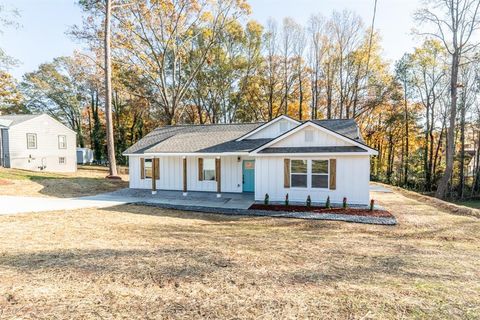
[242, 160, 255, 192]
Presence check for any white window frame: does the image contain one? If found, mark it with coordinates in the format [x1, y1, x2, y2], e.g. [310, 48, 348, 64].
[203, 158, 216, 181]
[311, 159, 329, 189]
[26, 133, 37, 149]
[290, 159, 330, 190]
[58, 135, 67, 149]
[290, 159, 308, 188]
[144, 158, 153, 179]
[59, 157, 66, 165]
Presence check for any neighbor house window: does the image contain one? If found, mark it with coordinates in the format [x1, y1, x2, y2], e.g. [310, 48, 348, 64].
[27, 133, 37, 149]
[291, 160, 307, 188]
[144, 159, 153, 178]
[58, 135, 67, 149]
[312, 160, 329, 188]
[203, 158, 216, 181]
[59, 157, 66, 165]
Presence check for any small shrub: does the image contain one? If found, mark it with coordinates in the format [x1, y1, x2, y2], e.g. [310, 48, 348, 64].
[285, 193, 289, 206]
[370, 199, 375, 211]
[306, 195, 311, 207]
[343, 197, 348, 208]
[325, 196, 331, 209]
[264, 193, 269, 205]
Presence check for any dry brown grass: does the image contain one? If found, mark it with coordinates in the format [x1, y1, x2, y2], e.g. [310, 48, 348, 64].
[0, 190, 479, 319]
[0, 166, 128, 198]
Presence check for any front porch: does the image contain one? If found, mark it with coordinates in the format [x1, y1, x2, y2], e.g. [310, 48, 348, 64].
[109, 188, 255, 210]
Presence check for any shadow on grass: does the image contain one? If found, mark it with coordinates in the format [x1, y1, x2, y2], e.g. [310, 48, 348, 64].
[32, 177, 128, 198]
[101, 203, 344, 232]
[0, 168, 128, 198]
[0, 247, 237, 285]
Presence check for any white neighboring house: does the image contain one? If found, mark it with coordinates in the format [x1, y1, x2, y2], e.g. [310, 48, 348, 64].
[123, 116, 378, 205]
[0, 114, 77, 173]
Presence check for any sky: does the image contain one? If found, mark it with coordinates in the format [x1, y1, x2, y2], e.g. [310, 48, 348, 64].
[1, 0, 421, 79]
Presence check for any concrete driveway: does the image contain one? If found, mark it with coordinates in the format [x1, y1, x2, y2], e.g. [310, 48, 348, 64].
[0, 194, 130, 215]
[0, 188, 255, 215]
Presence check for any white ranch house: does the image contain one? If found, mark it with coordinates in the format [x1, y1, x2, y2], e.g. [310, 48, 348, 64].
[0, 114, 77, 173]
[123, 116, 378, 205]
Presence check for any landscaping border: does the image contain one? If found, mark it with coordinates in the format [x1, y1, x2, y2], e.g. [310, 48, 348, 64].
[134, 201, 397, 225]
[372, 182, 480, 219]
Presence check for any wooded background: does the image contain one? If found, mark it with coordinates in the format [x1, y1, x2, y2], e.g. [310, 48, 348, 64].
[1, 0, 480, 200]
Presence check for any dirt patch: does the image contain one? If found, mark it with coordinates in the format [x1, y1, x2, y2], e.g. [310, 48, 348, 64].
[0, 179, 12, 185]
[249, 204, 393, 218]
[373, 182, 480, 218]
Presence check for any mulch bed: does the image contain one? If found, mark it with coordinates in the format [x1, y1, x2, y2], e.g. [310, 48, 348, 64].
[249, 204, 393, 218]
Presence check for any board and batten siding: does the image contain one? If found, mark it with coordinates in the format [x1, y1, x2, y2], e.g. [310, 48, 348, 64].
[270, 127, 350, 147]
[129, 155, 249, 193]
[254, 155, 370, 205]
[6, 115, 76, 173]
[247, 118, 297, 139]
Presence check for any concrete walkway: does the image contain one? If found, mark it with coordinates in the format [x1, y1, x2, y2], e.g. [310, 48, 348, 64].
[0, 188, 255, 215]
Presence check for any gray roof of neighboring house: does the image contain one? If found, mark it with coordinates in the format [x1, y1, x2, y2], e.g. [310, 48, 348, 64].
[124, 118, 367, 155]
[311, 119, 364, 143]
[124, 123, 266, 154]
[258, 146, 368, 154]
[0, 114, 42, 127]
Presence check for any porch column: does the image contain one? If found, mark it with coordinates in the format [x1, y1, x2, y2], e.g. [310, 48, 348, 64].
[151, 156, 157, 195]
[215, 156, 221, 198]
[182, 156, 187, 196]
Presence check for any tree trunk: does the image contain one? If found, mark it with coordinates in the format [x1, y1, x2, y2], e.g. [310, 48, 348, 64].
[104, 0, 118, 177]
[436, 51, 459, 199]
[425, 101, 431, 191]
[404, 88, 409, 187]
[458, 94, 466, 198]
[298, 70, 303, 120]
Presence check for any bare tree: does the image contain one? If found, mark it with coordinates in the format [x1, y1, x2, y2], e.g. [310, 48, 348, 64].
[415, 0, 480, 199]
[291, 20, 306, 120]
[264, 18, 279, 120]
[104, 0, 118, 177]
[307, 14, 326, 120]
[281, 18, 295, 115]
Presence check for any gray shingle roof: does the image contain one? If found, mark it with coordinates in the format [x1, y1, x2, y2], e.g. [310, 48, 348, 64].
[124, 123, 265, 154]
[259, 146, 368, 154]
[0, 114, 42, 127]
[311, 119, 363, 142]
[124, 119, 368, 155]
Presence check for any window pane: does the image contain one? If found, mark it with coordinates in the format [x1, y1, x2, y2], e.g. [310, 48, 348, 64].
[203, 158, 216, 181]
[312, 160, 328, 174]
[203, 158, 215, 170]
[58, 135, 67, 149]
[27, 134, 36, 149]
[291, 174, 307, 187]
[144, 159, 152, 178]
[204, 169, 216, 181]
[291, 160, 307, 173]
[312, 175, 329, 188]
